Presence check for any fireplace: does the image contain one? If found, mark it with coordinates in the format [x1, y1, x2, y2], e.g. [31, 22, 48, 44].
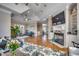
[52, 32, 64, 46]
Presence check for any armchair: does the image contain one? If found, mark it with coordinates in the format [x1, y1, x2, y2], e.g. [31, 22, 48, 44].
[0, 40, 7, 50]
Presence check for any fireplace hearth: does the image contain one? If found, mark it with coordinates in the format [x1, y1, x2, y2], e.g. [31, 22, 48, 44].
[52, 32, 64, 46]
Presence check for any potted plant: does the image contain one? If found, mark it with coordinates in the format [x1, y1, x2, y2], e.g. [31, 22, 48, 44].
[11, 26, 20, 38]
[7, 39, 20, 56]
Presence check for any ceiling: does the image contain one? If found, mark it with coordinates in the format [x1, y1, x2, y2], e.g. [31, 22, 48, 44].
[0, 3, 68, 24]
[0, 3, 29, 13]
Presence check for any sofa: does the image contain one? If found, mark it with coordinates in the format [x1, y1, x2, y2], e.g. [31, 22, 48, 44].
[0, 40, 7, 50]
[69, 41, 79, 56]
[24, 31, 34, 37]
[69, 47, 79, 56]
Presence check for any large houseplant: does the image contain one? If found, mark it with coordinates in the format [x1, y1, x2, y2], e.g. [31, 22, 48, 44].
[11, 26, 20, 38]
[7, 39, 20, 56]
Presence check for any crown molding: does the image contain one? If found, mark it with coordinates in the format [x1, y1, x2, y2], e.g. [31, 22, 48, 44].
[0, 8, 11, 14]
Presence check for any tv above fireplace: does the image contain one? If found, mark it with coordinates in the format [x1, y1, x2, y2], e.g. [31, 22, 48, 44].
[52, 11, 65, 25]
[52, 33, 64, 46]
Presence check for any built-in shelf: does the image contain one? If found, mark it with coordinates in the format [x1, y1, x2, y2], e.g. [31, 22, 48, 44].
[68, 3, 77, 35]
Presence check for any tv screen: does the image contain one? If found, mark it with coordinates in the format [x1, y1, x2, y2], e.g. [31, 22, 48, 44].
[52, 11, 65, 25]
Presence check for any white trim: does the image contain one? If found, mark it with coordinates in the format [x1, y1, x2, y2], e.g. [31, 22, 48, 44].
[0, 8, 11, 14]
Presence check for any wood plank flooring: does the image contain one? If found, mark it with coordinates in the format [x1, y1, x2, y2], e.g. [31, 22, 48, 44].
[24, 36, 69, 55]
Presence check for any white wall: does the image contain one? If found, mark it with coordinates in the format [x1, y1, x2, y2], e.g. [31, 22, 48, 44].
[0, 8, 11, 37]
[77, 4, 79, 41]
[11, 15, 25, 25]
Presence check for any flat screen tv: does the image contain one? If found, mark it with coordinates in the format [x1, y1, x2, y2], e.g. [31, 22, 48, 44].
[52, 11, 65, 25]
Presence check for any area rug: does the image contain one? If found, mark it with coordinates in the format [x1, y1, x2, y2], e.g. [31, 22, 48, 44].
[19, 42, 65, 56]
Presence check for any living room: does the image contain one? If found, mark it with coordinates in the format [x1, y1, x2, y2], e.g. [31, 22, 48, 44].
[0, 3, 79, 56]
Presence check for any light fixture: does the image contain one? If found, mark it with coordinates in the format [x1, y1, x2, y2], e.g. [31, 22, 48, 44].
[11, 13, 14, 17]
[15, 3, 18, 5]
[44, 4, 47, 7]
[25, 3, 29, 6]
[25, 18, 28, 22]
[35, 3, 39, 6]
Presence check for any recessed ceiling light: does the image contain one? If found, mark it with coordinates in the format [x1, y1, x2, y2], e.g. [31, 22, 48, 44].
[44, 4, 47, 7]
[25, 3, 29, 6]
[15, 3, 19, 5]
[25, 14, 27, 16]
[11, 13, 14, 17]
[35, 3, 39, 6]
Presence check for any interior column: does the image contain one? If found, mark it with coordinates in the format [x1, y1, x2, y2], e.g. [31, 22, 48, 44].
[48, 15, 53, 40]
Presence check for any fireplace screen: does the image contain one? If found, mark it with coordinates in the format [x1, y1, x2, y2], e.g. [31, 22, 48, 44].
[53, 33, 64, 45]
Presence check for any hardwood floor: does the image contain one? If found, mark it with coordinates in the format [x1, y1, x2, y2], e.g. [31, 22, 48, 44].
[25, 36, 68, 55]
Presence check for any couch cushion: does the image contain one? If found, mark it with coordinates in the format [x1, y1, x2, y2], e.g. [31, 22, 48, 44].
[0, 40, 7, 49]
[69, 47, 79, 56]
[0, 39, 2, 43]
